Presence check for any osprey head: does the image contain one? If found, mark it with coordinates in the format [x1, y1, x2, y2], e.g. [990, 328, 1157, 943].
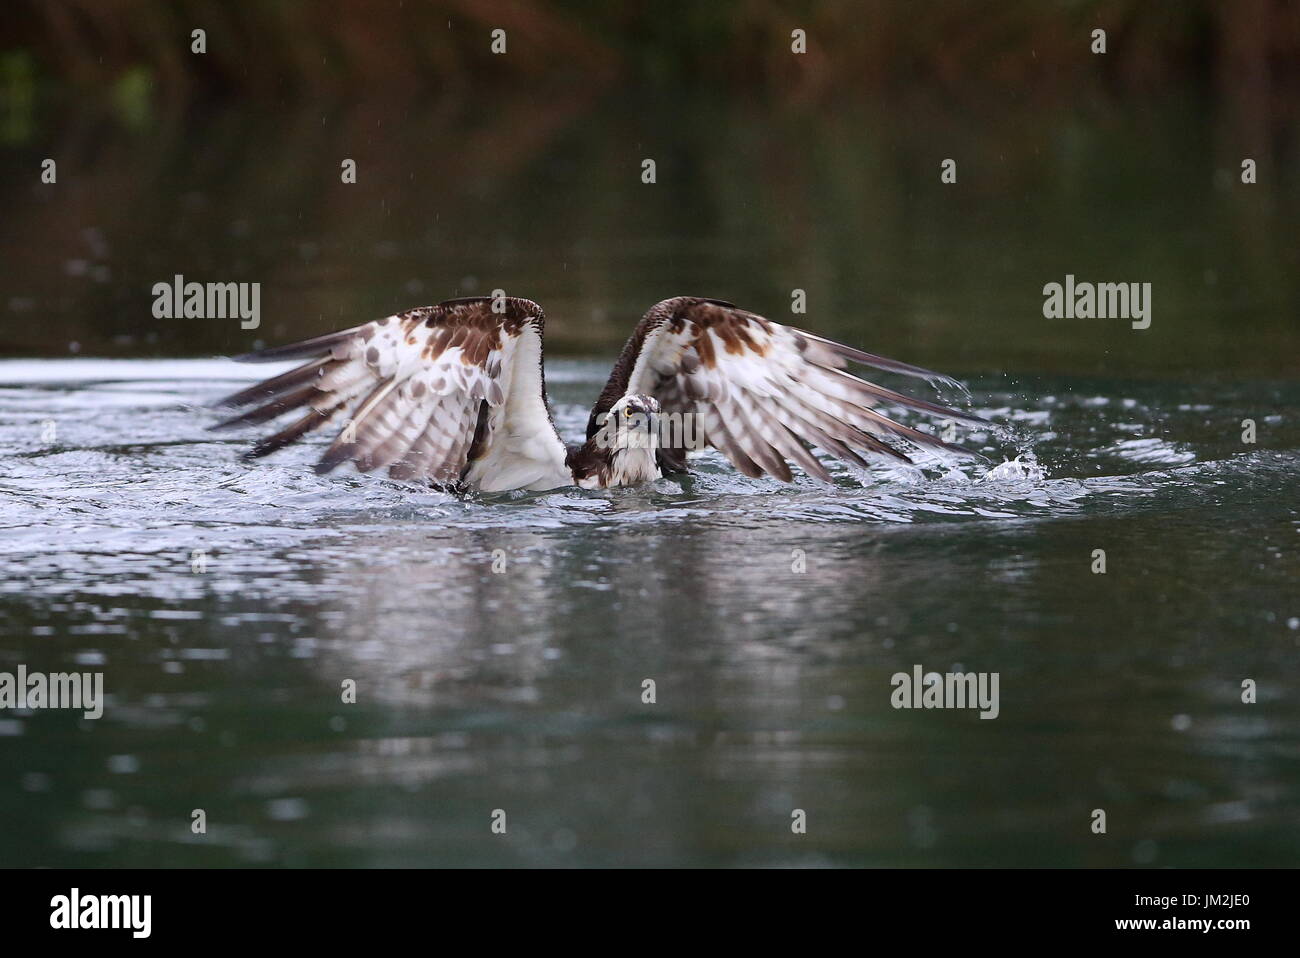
[602, 394, 662, 450]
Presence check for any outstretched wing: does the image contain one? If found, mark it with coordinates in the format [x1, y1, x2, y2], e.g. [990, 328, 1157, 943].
[211, 297, 570, 491]
[589, 297, 990, 482]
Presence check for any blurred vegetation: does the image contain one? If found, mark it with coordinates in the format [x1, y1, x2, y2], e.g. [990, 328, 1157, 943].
[3, 0, 1299, 106]
[0, 1, 1297, 373]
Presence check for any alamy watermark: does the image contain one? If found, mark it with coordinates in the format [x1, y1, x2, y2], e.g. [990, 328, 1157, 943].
[0, 665, 103, 719]
[152, 274, 260, 329]
[50, 888, 150, 938]
[890, 664, 999, 719]
[1043, 274, 1151, 329]
[592, 410, 707, 451]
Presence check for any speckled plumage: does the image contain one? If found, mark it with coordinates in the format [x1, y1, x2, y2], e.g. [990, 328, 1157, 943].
[212, 295, 988, 491]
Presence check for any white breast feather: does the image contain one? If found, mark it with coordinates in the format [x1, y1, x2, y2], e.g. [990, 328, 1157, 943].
[462, 325, 569, 492]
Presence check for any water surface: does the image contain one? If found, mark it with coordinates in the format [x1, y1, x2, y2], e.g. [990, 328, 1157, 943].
[1, 358, 1296, 867]
[2, 77, 1298, 867]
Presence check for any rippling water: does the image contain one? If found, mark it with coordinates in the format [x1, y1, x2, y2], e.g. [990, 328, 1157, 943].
[1, 359, 1296, 866]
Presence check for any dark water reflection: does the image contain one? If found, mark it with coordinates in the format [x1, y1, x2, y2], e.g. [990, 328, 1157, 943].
[2, 88, 1298, 377]
[1, 83, 1298, 866]
[0, 357, 1297, 867]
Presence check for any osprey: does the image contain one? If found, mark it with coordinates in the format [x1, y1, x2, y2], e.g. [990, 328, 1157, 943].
[211, 296, 988, 491]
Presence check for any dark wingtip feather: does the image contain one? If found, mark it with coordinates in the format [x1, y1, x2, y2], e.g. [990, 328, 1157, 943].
[830, 369, 991, 429]
[213, 357, 330, 413]
[795, 328, 961, 386]
[815, 433, 875, 470]
[230, 327, 360, 364]
[858, 409, 986, 461]
[896, 425, 989, 462]
[233, 345, 319, 364]
[797, 331, 992, 425]
[833, 343, 960, 386]
[240, 403, 342, 461]
[314, 440, 358, 475]
[208, 383, 321, 432]
[849, 430, 914, 464]
[917, 439, 987, 461]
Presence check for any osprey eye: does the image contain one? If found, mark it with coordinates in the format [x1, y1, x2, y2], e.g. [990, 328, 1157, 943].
[623, 407, 634, 417]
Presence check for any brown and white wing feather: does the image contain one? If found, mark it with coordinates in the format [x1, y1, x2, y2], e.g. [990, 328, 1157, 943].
[593, 297, 989, 482]
[211, 297, 569, 490]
